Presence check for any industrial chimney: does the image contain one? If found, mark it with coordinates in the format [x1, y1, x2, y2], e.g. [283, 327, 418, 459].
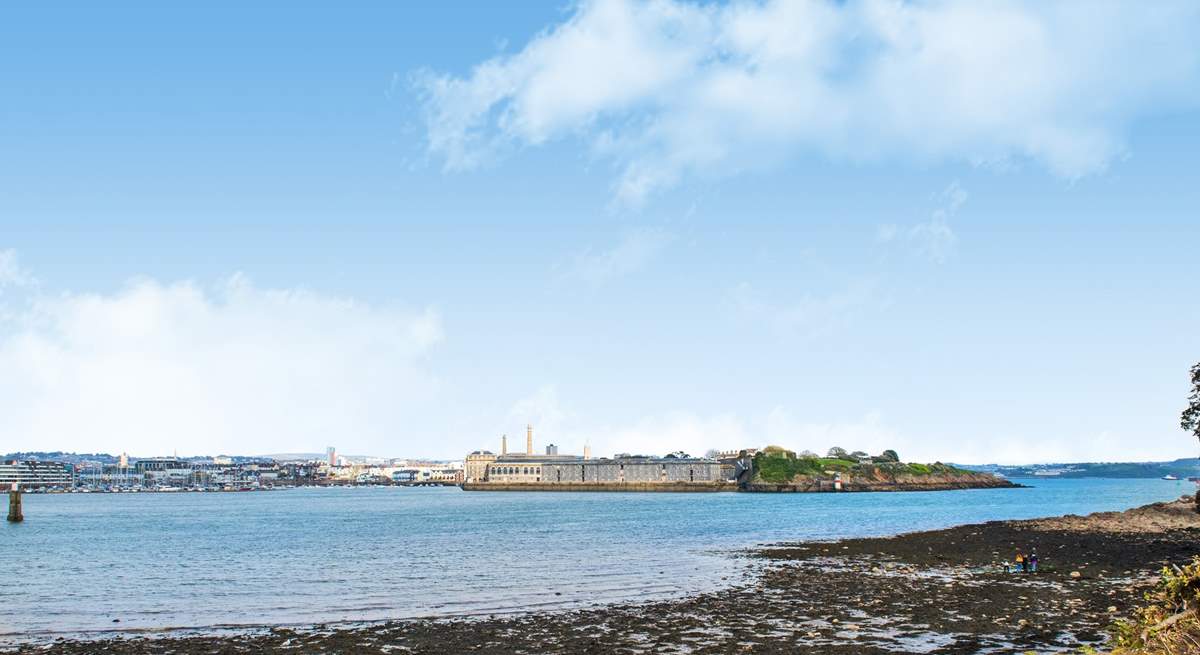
[501, 434, 507, 455]
[526, 424, 533, 455]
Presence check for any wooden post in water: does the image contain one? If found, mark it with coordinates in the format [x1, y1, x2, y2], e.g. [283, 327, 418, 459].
[7, 483, 21, 523]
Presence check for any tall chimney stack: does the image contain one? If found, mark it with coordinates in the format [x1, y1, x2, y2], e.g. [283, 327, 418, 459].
[583, 443, 591, 460]
[501, 434, 507, 455]
[526, 424, 533, 455]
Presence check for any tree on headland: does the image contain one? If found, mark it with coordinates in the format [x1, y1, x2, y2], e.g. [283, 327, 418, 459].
[1182, 362, 1200, 512]
[827, 446, 849, 459]
[877, 449, 900, 463]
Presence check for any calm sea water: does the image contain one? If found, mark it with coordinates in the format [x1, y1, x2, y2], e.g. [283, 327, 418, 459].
[1, 478, 1190, 642]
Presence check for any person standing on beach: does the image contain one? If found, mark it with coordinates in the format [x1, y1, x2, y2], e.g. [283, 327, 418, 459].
[1030, 553, 1038, 572]
[1015, 552, 1025, 572]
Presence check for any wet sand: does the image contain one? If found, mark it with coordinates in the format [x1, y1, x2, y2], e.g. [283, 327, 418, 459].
[14, 496, 1200, 654]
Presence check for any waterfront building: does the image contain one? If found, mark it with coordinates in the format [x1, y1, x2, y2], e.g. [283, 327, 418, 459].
[392, 469, 418, 483]
[467, 433, 724, 485]
[392, 467, 464, 484]
[464, 451, 496, 482]
[135, 458, 195, 486]
[539, 456, 724, 484]
[0, 460, 74, 488]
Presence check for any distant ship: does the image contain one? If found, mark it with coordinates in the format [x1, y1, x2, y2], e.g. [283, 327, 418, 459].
[1162, 474, 1179, 480]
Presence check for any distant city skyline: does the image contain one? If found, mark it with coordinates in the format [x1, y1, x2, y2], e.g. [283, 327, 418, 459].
[2, 1, 1199, 464]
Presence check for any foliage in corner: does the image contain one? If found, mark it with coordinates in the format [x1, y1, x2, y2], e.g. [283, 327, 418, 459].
[1110, 557, 1200, 654]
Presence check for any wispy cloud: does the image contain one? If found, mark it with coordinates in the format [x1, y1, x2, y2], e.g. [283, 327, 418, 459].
[877, 182, 968, 264]
[562, 227, 673, 285]
[0, 249, 35, 290]
[416, 0, 1200, 206]
[911, 182, 968, 264]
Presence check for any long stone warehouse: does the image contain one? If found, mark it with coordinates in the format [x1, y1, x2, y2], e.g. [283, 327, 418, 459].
[464, 426, 727, 488]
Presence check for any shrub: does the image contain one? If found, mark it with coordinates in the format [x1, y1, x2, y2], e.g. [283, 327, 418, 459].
[753, 450, 823, 482]
[1110, 557, 1200, 653]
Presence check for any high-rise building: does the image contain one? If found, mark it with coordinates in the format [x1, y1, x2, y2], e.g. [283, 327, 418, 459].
[326, 447, 337, 467]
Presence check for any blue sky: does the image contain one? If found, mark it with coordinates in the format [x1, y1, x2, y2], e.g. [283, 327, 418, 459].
[2, 0, 1198, 464]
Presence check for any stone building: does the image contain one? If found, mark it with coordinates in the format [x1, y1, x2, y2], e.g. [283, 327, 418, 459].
[539, 457, 724, 484]
[466, 430, 724, 486]
[464, 451, 497, 483]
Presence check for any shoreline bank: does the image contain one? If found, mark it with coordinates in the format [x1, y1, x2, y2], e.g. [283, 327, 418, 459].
[10, 495, 1198, 654]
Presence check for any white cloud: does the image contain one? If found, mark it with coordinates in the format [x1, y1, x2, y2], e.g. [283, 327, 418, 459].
[509, 385, 572, 440]
[575, 411, 754, 459]
[0, 274, 442, 457]
[559, 406, 1170, 466]
[542, 406, 916, 463]
[417, 0, 1200, 205]
[562, 227, 673, 285]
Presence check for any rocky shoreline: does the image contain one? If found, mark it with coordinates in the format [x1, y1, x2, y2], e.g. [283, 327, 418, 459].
[13, 496, 1200, 654]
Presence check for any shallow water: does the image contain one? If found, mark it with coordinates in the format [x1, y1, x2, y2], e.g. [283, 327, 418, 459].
[1, 477, 1189, 642]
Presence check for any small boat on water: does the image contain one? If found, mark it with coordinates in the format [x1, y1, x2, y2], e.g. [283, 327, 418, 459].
[1162, 474, 1179, 480]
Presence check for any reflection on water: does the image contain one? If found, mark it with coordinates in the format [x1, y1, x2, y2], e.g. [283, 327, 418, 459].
[1, 478, 1188, 642]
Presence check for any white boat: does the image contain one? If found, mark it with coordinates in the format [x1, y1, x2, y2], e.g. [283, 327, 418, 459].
[1162, 474, 1179, 480]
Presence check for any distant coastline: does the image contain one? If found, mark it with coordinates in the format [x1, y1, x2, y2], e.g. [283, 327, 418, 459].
[959, 457, 1200, 480]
